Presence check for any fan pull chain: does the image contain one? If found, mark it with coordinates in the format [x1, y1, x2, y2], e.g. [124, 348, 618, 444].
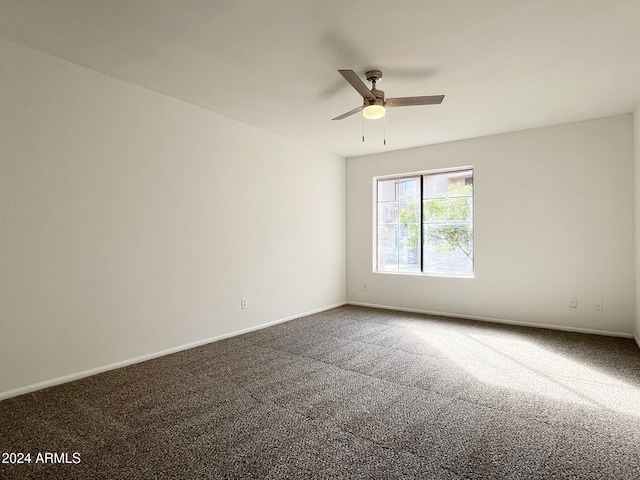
[383, 115, 386, 146]
[362, 114, 365, 142]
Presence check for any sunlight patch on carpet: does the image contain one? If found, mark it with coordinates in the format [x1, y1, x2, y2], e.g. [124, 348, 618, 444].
[415, 328, 640, 416]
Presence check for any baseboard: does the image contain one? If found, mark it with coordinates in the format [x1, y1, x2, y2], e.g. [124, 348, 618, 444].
[348, 301, 635, 339]
[0, 301, 347, 402]
[635, 333, 640, 350]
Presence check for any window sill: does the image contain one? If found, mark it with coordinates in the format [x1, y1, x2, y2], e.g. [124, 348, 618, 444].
[374, 270, 475, 279]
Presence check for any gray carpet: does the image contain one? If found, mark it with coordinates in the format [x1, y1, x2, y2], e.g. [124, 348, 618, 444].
[1, 305, 640, 479]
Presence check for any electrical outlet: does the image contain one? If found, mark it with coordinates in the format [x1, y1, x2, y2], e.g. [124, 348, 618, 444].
[241, 298, 248, 309]
[364, 283, 368, 291]
[594, 300, 603, 311]
[569, 297, 577, 308]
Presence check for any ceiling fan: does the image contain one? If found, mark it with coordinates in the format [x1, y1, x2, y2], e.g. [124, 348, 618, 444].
[332, 69, 444, 121]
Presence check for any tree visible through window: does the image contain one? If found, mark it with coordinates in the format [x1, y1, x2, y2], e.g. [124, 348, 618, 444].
[376, 168, 474, 276]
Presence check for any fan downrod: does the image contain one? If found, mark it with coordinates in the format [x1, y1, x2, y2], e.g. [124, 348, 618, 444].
[365, 70, 384, 100]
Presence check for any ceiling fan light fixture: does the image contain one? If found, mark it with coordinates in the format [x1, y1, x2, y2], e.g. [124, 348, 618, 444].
[363, 104, 386, 120]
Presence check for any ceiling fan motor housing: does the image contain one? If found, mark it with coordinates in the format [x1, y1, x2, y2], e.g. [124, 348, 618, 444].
[366, 89, 385, 106]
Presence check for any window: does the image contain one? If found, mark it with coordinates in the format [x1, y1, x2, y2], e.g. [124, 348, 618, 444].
[376, 168, 474, 276]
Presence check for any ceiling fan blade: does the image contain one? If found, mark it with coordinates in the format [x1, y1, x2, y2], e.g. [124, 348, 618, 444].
[339, 70, 376, 100]
[332, 105, 363, 120]
[385, 95, 445, 107]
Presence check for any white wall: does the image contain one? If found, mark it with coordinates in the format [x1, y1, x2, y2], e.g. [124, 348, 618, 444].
[347, 115, 635, 336]
[634, 104, 640, 347]
[0, 38, 346, 398]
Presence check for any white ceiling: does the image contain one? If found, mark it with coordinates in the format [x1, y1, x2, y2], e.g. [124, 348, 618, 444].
[2, 0, 640, 158]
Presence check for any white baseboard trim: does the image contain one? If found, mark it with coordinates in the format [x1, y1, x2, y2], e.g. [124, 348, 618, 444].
[0, 301, 347, 402]
[348, 301, 635, 339]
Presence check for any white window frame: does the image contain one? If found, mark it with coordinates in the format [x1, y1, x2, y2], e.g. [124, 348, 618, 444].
[373, 166, 474, 278]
